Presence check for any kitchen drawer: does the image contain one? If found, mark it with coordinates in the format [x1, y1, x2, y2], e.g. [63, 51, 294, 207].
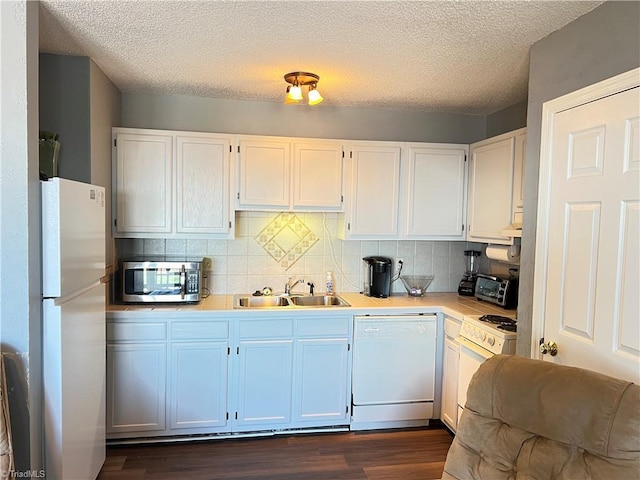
[297, 317, 349, 337]
[171, 321, 229, 340]
[444, 316, 461, 340]
[108, 322, 167, 342]
[239, 319, 294, 338]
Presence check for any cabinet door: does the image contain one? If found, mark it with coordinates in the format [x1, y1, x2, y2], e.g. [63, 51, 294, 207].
[235, 339, 294, 429]
[114, 132, 173, 234]
[293, 142, 344, 210]
[467, 136, 514, 243]
[176, 135, 231, 234]
[346, 145, 401, 238]
[293, 338, 349, 426]
[441, 336, 459, 432]
[169, 341, 228, 431]
[512, 132, 526, 225]
[106, 343, 167, 434]
[238, 138, 290, 209]
[405, 146, 466, 238]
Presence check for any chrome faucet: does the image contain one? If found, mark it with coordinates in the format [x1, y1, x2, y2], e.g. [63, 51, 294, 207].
[284, 277, 304, 295]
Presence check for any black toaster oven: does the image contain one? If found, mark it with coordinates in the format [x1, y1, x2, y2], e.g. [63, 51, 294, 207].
[475, 273, 518, 309]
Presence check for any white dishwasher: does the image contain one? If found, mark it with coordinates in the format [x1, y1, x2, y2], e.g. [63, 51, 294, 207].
[351, 314, 437, 430]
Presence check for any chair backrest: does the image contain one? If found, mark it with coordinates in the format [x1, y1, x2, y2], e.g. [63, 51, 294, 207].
[443, 354, 640, 480]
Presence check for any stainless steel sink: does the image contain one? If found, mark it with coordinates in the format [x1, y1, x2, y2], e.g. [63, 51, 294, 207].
[236, 296, 291, 308]
[288, 295, 349, 307]
[233, 294, 350, 309]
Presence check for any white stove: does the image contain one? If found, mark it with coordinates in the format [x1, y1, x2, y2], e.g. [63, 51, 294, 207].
[457, 314, 518, 424]
[460, 314, 517, 355]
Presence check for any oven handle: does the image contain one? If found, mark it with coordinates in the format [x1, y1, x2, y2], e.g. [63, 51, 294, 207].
[180, 265, 186, 299]
[458, 336, 494, 360]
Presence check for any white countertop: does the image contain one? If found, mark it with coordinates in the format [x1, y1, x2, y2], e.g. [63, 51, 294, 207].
[107, 292, 516, 321]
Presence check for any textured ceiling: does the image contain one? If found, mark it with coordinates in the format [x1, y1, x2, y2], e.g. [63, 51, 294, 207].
[38, 0, 605, 115]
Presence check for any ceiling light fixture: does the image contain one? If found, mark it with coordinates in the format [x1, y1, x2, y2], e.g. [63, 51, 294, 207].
[284, 72, 323, 106]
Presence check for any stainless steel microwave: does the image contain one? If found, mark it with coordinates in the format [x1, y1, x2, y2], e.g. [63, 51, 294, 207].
[475, 273, 518, 309]
[121, 259, 202, 303]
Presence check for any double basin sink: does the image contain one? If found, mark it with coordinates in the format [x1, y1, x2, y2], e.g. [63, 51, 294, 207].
[234, 294, 350, 309]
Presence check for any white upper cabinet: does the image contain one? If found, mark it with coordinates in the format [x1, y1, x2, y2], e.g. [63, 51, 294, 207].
[402, 144, 468, 239]
[467, 128, 526, 244]
[237, 136, 344, 211]
[339, 142, 402, 239]
[114, 131, 173, 234]
[237, 137, 291, 209]
[112, 128, 234, 239]
[511, 131, 527, 226]
[340, 142, 467, 240]
[176, 134, 231, 235]
[293, 141, 344, 210]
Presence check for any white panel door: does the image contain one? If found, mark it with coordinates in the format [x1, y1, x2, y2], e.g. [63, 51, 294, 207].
[539, 85, 639, 382]
[404, 146, 466, 237]
[512, 132, 527, 224]
[293, 141, 344, 210]
[467, 137, 514, 243]
[293, 338, 349, 425]
[169, 341, 228, 431]
[347, 145, 401, 237]
[176, 135, 231, 234]
[441, 336, 459, 431]
[238, 138, 290, 209]
[235, 339, 294, 429]
[115, 132, 173, 233]
[106, 343, 167, 433]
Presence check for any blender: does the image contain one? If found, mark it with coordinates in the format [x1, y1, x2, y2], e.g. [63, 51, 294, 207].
[458, 250, 481, 296]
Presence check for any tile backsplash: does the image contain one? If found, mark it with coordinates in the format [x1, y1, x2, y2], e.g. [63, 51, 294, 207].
[116, 212, 486, 296]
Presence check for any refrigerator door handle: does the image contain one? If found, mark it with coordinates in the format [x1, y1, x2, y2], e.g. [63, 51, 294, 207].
[180, 265, 186, 299]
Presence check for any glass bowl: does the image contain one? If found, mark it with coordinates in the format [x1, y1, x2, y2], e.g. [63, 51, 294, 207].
[399, 275, 434, 297]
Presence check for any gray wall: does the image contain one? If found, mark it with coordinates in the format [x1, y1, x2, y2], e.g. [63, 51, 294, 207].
[486, 101, 527, 138]
[0, 1, 41, 471]
[40, 54, 121, 267]
[517, 0, 640, 356]
[121, 93, 488, 144]
[39, 53, 92, 183]
[89, 60, 121, 268]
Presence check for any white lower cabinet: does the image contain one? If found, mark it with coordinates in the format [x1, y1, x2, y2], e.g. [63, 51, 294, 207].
[107, 342, 167, 435]
[107, 314, 351, 439]
[169, 341, 229, 431]
[233, 316, 351, 431]
[440, 315, 461, 432]
[293, 318, 350, 427]
[235, 337, 294, 429]
[107, 317, 230, 439]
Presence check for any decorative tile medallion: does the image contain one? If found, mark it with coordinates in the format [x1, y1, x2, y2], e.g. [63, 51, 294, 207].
[255, 213, 319, 270]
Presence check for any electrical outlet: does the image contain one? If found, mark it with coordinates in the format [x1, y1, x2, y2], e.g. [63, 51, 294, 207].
[203, 256, 214, 273]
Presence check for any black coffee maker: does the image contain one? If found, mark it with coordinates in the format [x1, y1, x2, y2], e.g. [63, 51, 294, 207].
[363, 256, 392, 298]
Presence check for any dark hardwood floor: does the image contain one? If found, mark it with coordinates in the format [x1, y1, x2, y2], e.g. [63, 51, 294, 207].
[98, 427, 454, 480]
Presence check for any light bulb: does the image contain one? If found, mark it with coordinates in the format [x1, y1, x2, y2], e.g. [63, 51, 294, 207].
[308, 85, 323, 105]
[289, 84, 303, 101]
[285, 86, 299, 104]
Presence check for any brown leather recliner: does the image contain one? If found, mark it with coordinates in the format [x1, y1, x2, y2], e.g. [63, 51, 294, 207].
[443, 354, 640, 479]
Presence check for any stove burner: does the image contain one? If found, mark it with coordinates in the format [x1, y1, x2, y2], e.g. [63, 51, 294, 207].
[479, 315, 516, 325]
[497, 323, 517, 332]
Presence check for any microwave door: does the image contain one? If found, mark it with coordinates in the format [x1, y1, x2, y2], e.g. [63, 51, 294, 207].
[124, 268, 183, 297]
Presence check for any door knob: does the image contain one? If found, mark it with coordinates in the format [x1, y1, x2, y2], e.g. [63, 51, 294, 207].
[539, 339, 558, 356]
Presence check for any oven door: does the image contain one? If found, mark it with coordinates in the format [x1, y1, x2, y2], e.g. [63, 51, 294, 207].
[457, 336, 494, 419]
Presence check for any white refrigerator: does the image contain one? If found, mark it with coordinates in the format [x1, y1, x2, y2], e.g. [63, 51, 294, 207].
[42, 178, 106, 480]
